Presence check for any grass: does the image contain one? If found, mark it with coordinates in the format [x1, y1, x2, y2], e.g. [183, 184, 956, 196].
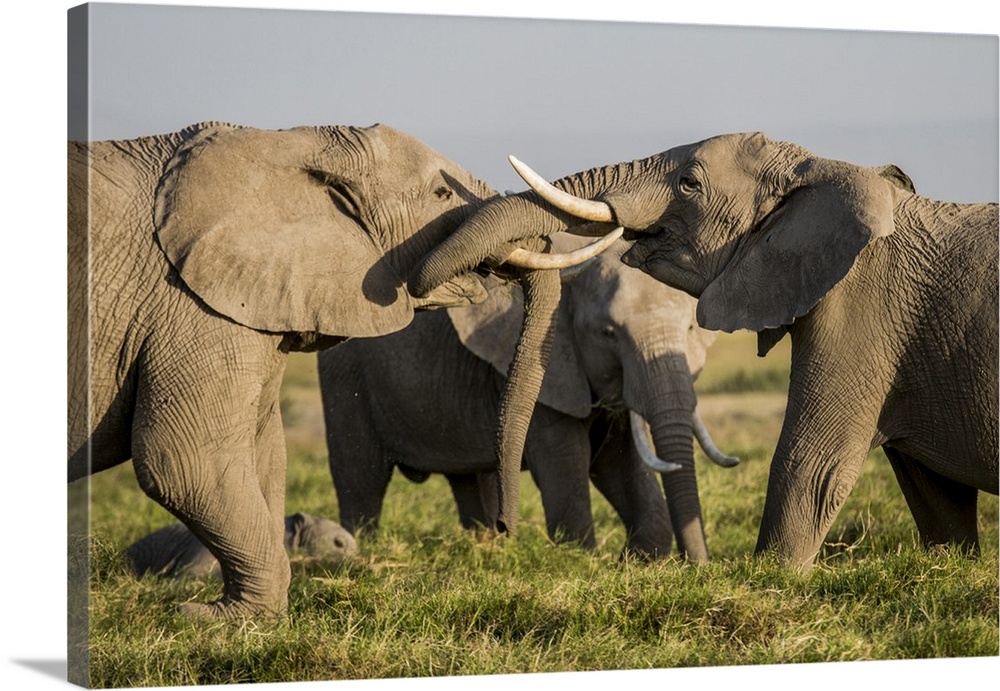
[81, 331, 999, 687]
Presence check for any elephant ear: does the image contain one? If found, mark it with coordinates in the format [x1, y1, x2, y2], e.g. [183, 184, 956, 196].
[697, 161, 897, 333]
[154, 125, 414, 338]
[447, 278, 592, 418]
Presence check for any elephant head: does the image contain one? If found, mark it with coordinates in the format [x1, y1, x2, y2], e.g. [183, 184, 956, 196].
[499, 133, 912, 344]
[154, 122, 621, 342]
[448, 238, 738, 560]
[151, 123, 503, 344]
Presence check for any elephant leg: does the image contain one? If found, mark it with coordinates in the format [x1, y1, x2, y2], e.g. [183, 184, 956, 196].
[326, 420, 393, 537]
[884, 447, 980, 553]
[446, 473, 491, 530]
[754, 415, 873, 568]
[254, 384, 290, 560]
[130, 342, 290, 619]
[524, 407, 595, 548]
[589, 419, 673, 560]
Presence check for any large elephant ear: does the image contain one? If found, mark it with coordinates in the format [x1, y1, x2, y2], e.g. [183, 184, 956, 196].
[154, 125, 414, 338]
[447, 278, 592, 418]
[697, 161, 897, 333]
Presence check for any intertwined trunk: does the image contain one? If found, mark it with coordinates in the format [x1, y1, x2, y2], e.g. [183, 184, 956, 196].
[493, 268, 561, 533]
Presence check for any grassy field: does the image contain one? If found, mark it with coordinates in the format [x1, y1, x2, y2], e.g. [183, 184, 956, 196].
[82, 331, 998, 687]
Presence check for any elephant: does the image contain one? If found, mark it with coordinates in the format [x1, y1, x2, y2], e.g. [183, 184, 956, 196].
[320, 238, 738, 561]
[125, 513, 357, 580]
[67, 121, 617, 619]
[409, 131, 999, 569]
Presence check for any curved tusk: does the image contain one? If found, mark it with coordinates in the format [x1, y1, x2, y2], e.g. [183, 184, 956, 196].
[509, 155, 615, 223]
[630, 410, 682, 474]
[504, 227, 623, 270]
[692, 409, 740, 467]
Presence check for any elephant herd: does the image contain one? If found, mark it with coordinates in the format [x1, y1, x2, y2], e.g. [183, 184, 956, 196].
[68, 122, 999, 621]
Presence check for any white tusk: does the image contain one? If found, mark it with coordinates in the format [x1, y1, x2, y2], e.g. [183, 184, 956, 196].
[630, 410, 682, 474]
[693, 409, 740, 467]
[509, 155, 615, 223]
[504, 227, 624, 270]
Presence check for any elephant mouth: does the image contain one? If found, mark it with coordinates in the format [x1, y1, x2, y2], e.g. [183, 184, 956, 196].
[622, 236, 705, 299]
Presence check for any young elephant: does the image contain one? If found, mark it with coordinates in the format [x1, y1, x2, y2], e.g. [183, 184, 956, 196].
[413, 132, 999, 568]
[320, 240, 737, 560]
[126, 514, 357, 579]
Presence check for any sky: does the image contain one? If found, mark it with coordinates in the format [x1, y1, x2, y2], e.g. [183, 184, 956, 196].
[73, 2, 998, 203]
[2, 2, 999, 691]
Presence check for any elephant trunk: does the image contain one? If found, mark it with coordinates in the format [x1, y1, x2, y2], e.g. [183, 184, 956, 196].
[627, 351, 707, 562]
[409, 161, 644, 300]
[646, 408, 706, 562]
[493, 267, 562, 534]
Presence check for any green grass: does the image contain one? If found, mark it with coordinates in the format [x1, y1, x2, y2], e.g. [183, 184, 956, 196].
[81, 332, 999, 687]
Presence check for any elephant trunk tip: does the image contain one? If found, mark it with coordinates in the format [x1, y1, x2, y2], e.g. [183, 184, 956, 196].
[408, 256, 451, 298]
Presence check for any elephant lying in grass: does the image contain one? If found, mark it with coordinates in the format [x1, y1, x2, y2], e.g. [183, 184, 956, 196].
[68, 122, 617, 619]
[126, 514, 357, 579]
[410, 132, 999, 568]
[320, 240, 738, 560]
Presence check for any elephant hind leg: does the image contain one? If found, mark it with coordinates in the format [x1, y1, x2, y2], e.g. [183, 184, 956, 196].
[524, 408, 595, 549]
[884, 447, 980, 554]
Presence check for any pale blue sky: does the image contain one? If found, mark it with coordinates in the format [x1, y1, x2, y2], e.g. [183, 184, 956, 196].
[75, 2, 998, 203]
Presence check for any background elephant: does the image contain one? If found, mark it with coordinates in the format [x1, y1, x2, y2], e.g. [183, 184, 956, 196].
[126, 513, 357, 580]
[68, 122, 605, 619]
[321, 239, 737, 560]
[413, 132, 999, 568]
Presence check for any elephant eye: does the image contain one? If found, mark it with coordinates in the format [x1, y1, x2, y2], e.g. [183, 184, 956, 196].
[434, 186, 453, 200]
[679, 175, 702, 195]
[601, 325, 617, 339]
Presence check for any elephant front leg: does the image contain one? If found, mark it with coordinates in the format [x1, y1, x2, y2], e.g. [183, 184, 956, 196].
[755, 419, 873, 568]
[131, 364, 290, 619]
[589, 421, 673, 560]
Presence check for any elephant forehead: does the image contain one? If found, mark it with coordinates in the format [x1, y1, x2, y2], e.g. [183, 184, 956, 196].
[590, 260, 697, 325]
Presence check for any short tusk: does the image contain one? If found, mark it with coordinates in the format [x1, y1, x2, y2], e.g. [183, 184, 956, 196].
[504, 227, 624, 270]
[693, 409, 740, 467]
[630, 410, 682, 474]
[509, 155, 615, 223]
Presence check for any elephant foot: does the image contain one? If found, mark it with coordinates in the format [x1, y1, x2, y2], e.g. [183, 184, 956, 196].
[177, 597, 288, 623]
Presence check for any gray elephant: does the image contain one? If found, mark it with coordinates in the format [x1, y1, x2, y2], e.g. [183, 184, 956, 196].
[68, 122, 614, 619]
[410, 132, 999, 568]
[320, 239, 737, 561]
[126, 513, 357, 579]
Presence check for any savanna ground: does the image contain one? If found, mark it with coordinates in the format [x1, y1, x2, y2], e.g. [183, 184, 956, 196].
[80, 332, 998, 687]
